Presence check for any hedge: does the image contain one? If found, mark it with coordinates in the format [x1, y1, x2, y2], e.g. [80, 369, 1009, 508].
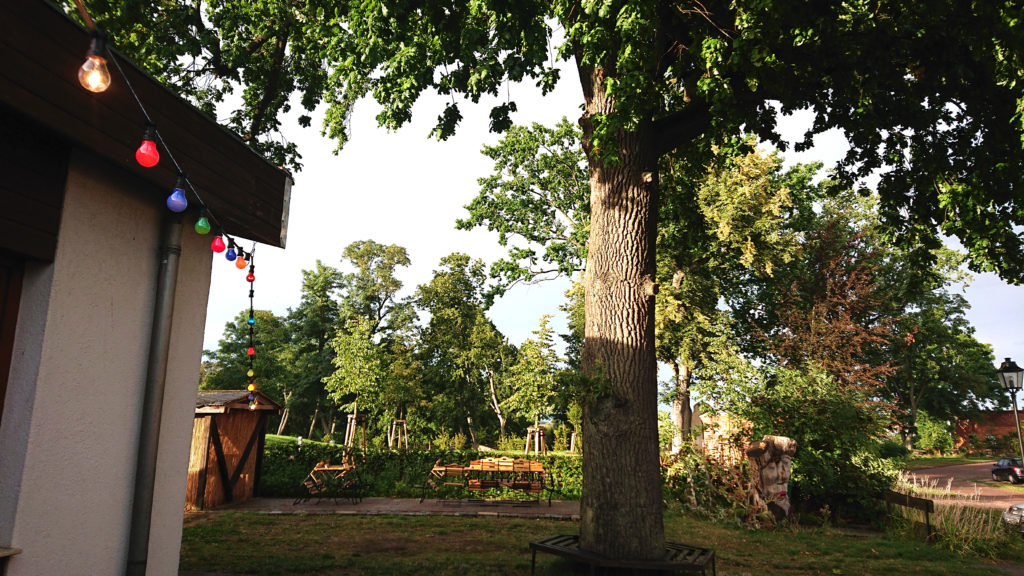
[259, 435, 583, 500]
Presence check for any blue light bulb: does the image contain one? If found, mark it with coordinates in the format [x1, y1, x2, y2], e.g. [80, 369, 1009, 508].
[166, 186, 187, 212]
[247, 316, 255, 326]
[225, 248, 237, 261]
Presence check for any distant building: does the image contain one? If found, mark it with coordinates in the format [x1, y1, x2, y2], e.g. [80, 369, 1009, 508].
[955, 411, 1021, 450]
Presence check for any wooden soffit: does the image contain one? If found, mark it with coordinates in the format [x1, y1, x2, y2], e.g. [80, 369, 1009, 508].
[0, 0, 291, 248]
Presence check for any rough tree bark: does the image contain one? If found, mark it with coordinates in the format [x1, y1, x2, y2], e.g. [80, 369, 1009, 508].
[577, 62, 664, 560]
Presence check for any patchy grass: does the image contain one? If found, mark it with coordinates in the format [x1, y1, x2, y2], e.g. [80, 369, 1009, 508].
[973, 480, 1024, 494]
[179, 507, 1024, 575]
[906, 456, 989, 470]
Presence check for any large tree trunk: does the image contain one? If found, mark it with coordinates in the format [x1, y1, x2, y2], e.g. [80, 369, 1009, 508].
[578, 68, 664, 559]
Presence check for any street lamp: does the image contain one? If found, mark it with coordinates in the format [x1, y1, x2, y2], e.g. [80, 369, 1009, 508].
[997, 358, 1024, 464]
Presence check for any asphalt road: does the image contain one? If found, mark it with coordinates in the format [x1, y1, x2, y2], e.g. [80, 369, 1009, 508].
[905, 461, 1024, 510]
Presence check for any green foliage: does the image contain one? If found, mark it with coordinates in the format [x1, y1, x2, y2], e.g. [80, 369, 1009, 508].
[506, 314, 561, 425]
[914, 411, 955, 455]
[703, 366, 899, 521]
[878, 440, 911, 460]
[662, 442, 768, 526]
[259, 436, 582, 500]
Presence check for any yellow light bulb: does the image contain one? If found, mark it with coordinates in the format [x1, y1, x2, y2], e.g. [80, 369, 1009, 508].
[78, 34, 111, 93]
[78, 55, 110, 92]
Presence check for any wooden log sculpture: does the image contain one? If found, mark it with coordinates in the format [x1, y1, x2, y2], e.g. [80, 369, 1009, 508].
[745, 435, 798, 521]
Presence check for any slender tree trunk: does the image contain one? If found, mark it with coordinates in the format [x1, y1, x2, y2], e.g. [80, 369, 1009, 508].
[276, 390, 293, 435]
[487, 371, 507, 440]
[465, 412, 477, 447]
[578, 63, 664, 560]
[670, 360, 693, 453]
[308, 403, 319, 439]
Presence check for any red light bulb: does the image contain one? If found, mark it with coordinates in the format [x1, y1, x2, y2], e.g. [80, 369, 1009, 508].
[247, 346, 255, 356]
[246, 273, 255, 283]
[211, 236, 226, 253]
[135, 125, 159, 167]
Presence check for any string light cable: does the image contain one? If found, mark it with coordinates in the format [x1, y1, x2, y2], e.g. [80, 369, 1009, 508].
[73, 1, 264, 408]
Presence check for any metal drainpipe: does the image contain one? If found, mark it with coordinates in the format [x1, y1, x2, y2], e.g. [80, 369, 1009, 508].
[126, 213, 183, 576]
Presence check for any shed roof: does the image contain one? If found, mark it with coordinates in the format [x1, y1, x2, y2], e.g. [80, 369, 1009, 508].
[196, 390, 282, 414]
[1, 0, 291, 248]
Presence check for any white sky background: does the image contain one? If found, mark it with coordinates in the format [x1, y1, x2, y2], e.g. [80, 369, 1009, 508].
[203, 66, 1024, 375]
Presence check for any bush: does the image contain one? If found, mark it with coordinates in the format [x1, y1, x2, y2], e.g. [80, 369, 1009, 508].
[662, 442, 770, 526]
[258, 435, 583, 500]
[914, 411, 954, 455]
[879, 440, 910, 459]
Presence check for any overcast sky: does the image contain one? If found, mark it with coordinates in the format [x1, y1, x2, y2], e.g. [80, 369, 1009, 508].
[203, 69, 1024, 380]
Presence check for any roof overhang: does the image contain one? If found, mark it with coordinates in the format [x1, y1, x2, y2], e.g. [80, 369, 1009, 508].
[1, 0, 291, 247]
[195, 390, 282, 414]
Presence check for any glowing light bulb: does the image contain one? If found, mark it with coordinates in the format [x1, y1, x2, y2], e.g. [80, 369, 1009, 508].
[225, 248, 237, 261]
[195, 216, 211, 235]
[211, 236, 226, 253]
[135, 125, 159, 167]
[246, 273, 255, 283]
[247, 369, 255, 378]
[235, 256, 247, 269]
[78, 34, 111, 93]
[248, 401, 256, 411]
[166, 176, 187, 212]
[247, 346, 255, 356]
[247, 383, 255, 391]
[247, 315, 255, 326]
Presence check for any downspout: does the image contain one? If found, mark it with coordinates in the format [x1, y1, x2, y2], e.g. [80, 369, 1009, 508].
[126, 213, 183, 576]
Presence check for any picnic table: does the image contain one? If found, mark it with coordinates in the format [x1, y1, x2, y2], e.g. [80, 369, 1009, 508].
[420, 457, 553, 503]
[294, 459, 363, 504]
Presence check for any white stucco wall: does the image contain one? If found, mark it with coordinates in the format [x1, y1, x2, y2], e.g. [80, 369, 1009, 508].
[0, 149, 213, 575]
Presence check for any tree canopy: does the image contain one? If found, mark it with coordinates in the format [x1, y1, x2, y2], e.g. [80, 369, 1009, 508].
[88, 0, 1024, 560]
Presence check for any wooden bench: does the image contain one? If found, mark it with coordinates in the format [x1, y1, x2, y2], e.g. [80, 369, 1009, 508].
[530, 534, 715, 575]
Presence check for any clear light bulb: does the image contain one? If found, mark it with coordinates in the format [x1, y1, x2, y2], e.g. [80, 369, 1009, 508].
[78, 34, 111, 93]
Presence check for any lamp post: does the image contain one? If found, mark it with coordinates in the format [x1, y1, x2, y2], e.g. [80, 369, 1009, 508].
[997, 358, 1024, 463]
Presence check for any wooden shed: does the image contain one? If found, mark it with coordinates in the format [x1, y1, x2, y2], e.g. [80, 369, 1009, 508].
[185, 390, 281, 511]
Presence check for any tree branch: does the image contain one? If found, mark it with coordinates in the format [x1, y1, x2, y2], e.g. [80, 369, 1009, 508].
[651, 103, 713, 158]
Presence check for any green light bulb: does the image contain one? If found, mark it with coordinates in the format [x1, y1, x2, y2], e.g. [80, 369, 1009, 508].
[195, 216, 211, 235]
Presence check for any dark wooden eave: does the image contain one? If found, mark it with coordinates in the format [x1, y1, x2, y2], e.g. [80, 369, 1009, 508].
[196, 390, 282, 414]
[0, 0, 291, 248]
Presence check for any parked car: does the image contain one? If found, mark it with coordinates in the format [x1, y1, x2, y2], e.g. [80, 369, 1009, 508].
[1003, 502, 1024, 527]
[992, 457, 1024, 483]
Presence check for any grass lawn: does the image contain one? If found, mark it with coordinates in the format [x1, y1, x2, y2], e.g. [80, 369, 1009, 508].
[906, 456, 992, 470]
[179, 507, 1024, 575]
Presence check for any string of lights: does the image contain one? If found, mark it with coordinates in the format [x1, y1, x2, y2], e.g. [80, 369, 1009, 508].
[73, 2, 262, 410]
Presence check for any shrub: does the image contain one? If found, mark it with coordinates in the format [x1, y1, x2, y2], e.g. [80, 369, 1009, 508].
[879, 440, 910, 460]
[258, 435, 582, 500]
[497, 434, 523, 452]
[914, 411, 954, 455]
[661, 442, 786, 528]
